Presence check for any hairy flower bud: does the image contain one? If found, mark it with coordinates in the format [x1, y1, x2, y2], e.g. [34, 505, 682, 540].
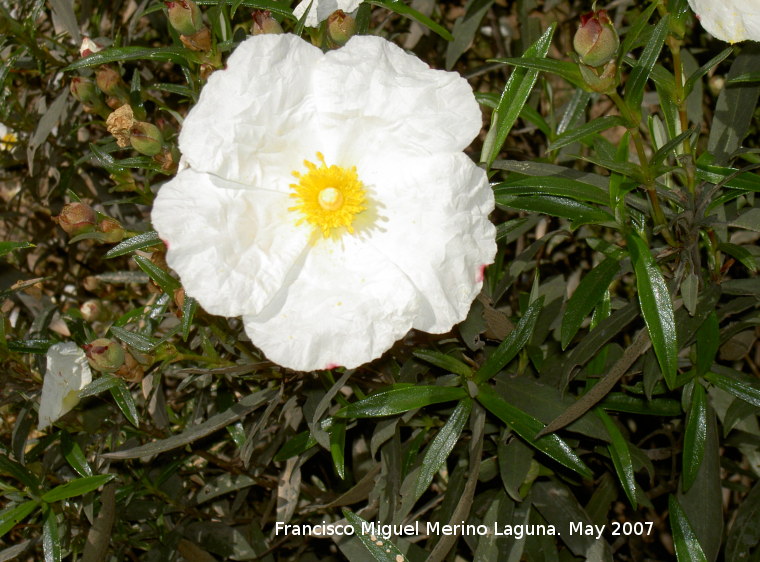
[83, 338, 125, 373]
[166, 1, 204, 35]
[70, 77, 99, 104]
[252, 10, 283, 35]
[54, 202, 97, 236]
[129, 122, 164, 156]
[573, 10, 619, 68]
[327, 10, 356, 46]
[97, 217, 126, 243]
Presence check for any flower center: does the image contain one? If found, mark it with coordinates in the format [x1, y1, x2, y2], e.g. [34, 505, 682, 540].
[289, 152, 367, 237]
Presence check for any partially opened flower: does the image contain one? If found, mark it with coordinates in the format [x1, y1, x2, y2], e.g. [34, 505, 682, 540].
[293, 0, 361, 27]
[687, 0, 760, 42]
[39, 343, 93, 429]
[151, 34, 496, 371]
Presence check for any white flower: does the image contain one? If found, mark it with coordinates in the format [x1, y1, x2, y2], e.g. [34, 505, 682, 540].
[293, 0, 361, 27]
[687, 0, 760, 42]
[39, 343, 93, 429]
[151, 34, 496, 371]
[79, 36, 103, 57]
[0, 123, 17, 152]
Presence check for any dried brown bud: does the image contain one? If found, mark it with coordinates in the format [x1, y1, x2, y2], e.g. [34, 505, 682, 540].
[106, 105, 136, 148]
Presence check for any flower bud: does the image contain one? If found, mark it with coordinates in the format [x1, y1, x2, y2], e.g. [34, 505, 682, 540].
[115, 351, 144, 383]
[70, 76, 99, 104]
[54, 202, 97, 236]
[166, 1, 204, 35]
[179, 27, 212, 51]
[95, 66, 126, 97]
[79, 37, 103, 58]
[252, 10, 283, 35]
[573, 10, 619, 68]
[83, 338, 125, 373]
[578, 59, 618, 94]
[80, 299, 104, 322]
[327, 11, 356, 46]
[97, 217, 126, 243]
[129, 122, 163, 156]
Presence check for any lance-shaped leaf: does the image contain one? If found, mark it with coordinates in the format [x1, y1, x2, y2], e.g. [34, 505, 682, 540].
[561, 258, 621, 349]
[481, 25, 555, 166]
[342, 509, 408, 561]
[626, 233, 678, 387]
[597, 409, 637, 508]
[335, 386, 467, 418]
[414, 398, 472, 501]
[494, 176, 609, 205]
[42, 474, 115, 503]
[625, 16, 670, 111]
[669, 495, 708, 562]
[477, 385, 592, 479]
[682, 383, 707, 492]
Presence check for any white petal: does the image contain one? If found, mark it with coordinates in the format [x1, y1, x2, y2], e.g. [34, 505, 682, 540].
[359, 151, 496, 332]
[688, 0, 760, 42]
[294, 0, 361, 27]
[151, 169, 312, 317]
[243, 236, 419, 371]
[39, 343, 93, 429]
[315, 35, 482, 155]
[179, 34, 324, 187]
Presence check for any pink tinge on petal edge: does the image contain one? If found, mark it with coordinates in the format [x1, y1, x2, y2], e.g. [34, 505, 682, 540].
[161, 238, 170, 250]
[325, 363, 341, 370]
[476, 264, 487, 283]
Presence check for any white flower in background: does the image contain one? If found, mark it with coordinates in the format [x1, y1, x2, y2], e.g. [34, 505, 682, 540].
[151, 34, 496, 371]
[79, 36, 103, 57]
[293, 0, 361, 27]
[0, 123, 17, 151]
[687, 0, 760, 42]
[39, 343, 93, 429]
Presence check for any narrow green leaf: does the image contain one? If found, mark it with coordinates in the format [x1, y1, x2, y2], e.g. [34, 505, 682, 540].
[625, 16, 670, 110]
[651, 128, 697, 167]
[0, 454, 39, 491]
[682, 383, 707, 492]
[497, 195, 613, 225]
[547, 116, 627, 152]
[273, 431, 316, 462]
[494, 176, 609, 205]
[42, 474, 115, 503]
[335, 386, 467, 418]
[342, 509, 408, 561]
[718, 242, 757, 272]
[64, 46, 194, 71]
[482, 24, 555, 166]
[369, 0, 453, 41]
[476, 296, 544, 383]
[596, 409, 637, 508]
[412, 350, 473, 377]
[110, 379, 139, 428]
[599, 393, 681, 416]
[477, 385, 592, 479]
[0, 500, 40, 539]
[109, 326, 161, 353]
[445, 0, 494, 69]
[618, 2, 659, 62]
[491, 56, 584, 88]
[79, 374, 121, 399]
[669, 495, 708, 562]
[133, 254, 180, 295]
[684, 47, 732, 96]
[180, 295, 198, 341]
[329, 421, 347, 480]
[704, 371, 760, 408]
[626, 233, 678, 387]
[561, 258, 621, 349]
[42, 505, 61, 562]
[0, 241, 34, 257]
[104, 231, 162, 259]
[61, 432, 93, 478]
[414, 398, 472, 500]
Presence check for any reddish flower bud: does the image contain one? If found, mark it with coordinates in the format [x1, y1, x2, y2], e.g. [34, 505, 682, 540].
[166, 1, 204, 35]
[83, 338, 125, 373]
[327, 10, 356, 46]
[129, 122, 164, 156]
[54, 202, 97, 236]
[252, 10, 283, 35]
[573, 10, 619, 68]
[97, 217, 126, 243]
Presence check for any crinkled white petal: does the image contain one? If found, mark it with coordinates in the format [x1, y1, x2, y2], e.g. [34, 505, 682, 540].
[39, 343, 93, 429]
[357, 151, 496, 333]
[151, 168, 312, 317]
[243, 236, 419, 371]
[688, 0, 760, 42]
[314, 35, 482, 155]
[179, 34, 325, 187]
[293, 0, 362, 27]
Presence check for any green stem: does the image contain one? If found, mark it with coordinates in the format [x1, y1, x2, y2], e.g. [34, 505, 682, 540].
[669, 37, 696, 196]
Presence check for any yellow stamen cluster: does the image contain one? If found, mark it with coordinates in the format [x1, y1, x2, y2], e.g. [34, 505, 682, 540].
[0, 132, 17, 151]
[289, 152, 367, 237]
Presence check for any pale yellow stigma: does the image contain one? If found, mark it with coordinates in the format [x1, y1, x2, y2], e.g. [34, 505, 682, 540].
[289, 152, 367, 238]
